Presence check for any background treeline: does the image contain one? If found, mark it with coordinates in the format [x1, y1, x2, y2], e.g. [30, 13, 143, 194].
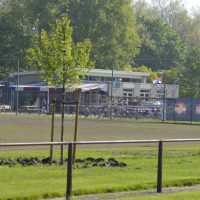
[0, 0, 199, 97]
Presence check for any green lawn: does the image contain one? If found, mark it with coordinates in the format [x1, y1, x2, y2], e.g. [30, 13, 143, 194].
[0, 114, 200, 199]
[0, 148, 200, 199]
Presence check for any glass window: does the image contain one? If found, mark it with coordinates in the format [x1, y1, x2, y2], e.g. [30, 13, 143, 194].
[123, 89, 132, 92]
[140, 90, 149, 93]
[140, 90, 149, 98]
[99, 77, 106, 81]
[128, 93, 132, 97]
[106, 77, 112, 81]
[132, 79, 141, 83]
[115, 77, 122, 82]
[123, 93, 127, 96]
[122, 78, 131, 82]
[89, 76, 98, 81]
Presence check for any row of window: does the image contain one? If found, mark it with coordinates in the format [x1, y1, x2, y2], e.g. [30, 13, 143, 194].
[81, 75, 142, 83]
[123, 89, 164, 98]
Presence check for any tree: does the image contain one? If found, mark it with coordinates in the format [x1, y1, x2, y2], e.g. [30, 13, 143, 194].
[146, 0, 200, 49]
[26, 15, 94, 164]
[0, 0, 27, 72]
[188, 9, 200, 47]
[0, 65, 9, 81]
[165, 67, 181, 85]
[133, 0, 200, 56]
[0, 0, 67, 74]
[132, 65, 157, 83]
[0, 0, 140, 72]
[0, 0, 74, 74]
[134, 18, 186, 70]
[179, 46, 200, 97]
[68, 0, 140, 69]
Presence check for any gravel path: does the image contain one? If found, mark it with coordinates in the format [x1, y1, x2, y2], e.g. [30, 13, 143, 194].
[45, 185, 200, 200]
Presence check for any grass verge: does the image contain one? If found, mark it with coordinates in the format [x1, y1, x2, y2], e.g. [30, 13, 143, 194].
[0, 147, 200, 199]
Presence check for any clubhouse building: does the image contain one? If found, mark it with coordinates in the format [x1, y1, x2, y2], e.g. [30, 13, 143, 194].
[9, 69, 179, 107]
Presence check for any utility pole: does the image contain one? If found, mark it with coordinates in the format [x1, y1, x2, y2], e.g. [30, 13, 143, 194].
[16, 57, 19, 115]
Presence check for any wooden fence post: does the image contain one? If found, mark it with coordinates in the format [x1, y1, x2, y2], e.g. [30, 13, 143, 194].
[66, 143, 73, 199]
[157, 141, 163, 193]
[50, 102, 55, 165]
[73, 101, 79, 164]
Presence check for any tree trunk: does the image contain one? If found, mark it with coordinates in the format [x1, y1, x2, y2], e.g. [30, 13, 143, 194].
[61, 85, 65, 165]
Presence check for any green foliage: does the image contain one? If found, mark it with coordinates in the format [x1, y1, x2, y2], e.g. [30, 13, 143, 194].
[0, 65, 10, 81]
[26, 15, 94, 88]
[0, 0, 199, 95]
[132, 65, 157, 82]
[165, 67, 181, 85]
[179, 45, 200, 97]
[0, 0, 69, 74]
[68, 0, 140, 69]
[135, 18, 186, 70]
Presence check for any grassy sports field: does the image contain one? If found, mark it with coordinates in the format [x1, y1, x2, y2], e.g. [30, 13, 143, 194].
[0, 114, 200, 199]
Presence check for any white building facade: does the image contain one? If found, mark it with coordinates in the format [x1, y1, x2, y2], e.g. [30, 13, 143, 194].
[10, 69, 179, 105]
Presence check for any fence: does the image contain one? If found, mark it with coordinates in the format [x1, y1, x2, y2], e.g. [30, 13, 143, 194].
[59, 97, 200, 123]
[1, 138, 200, 199]
[1, 87, 200, 124]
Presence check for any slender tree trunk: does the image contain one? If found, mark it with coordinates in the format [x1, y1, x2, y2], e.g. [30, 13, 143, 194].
[50, 101, 55, 165]
[61, 85, 65, 165]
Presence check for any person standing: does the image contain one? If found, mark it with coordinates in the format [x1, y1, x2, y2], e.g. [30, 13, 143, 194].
[41, 97, 47, 114]
[34, 98, 39, 109]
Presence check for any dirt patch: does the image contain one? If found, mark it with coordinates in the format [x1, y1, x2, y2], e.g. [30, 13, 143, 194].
[0, 157, 127, 168]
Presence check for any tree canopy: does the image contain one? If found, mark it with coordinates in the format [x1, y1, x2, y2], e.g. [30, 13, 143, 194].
[68, 0, 141, 69]
[26, 15, 94, 88]
[134, 17, 186, 70]
[179, 46, 200, 97]
[0, 0, 200, 98]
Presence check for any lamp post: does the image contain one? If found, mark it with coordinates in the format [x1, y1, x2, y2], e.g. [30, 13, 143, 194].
[160, 65, 167, 122]
[111, 59, 115, 103]
[16, 57, 20, 115]
[163, 69, 166, 122]
[158, 67, 166, 122]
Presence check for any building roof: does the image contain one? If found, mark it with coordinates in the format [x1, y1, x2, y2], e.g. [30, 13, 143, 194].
[9, 83, 108, 92]
[10, 69, 150, 78]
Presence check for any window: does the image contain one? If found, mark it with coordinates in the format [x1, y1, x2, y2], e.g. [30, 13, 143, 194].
[99, 77, 106, 81]
[123, 91, 133, 105]
[123, 89, 132, 92]
[132, 79, 141, 83]
[89, 76, 99, 81]
[105, 77, 112, 81]
[140, 90, 149, 98]
[123, 91, 133, 97]
[157, 89, 164, 98]
[115, 77, 122, 82]
[122, 78, 131, 82]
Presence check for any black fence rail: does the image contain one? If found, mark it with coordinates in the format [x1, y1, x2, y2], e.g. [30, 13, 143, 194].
[1, 138, 200, 199]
